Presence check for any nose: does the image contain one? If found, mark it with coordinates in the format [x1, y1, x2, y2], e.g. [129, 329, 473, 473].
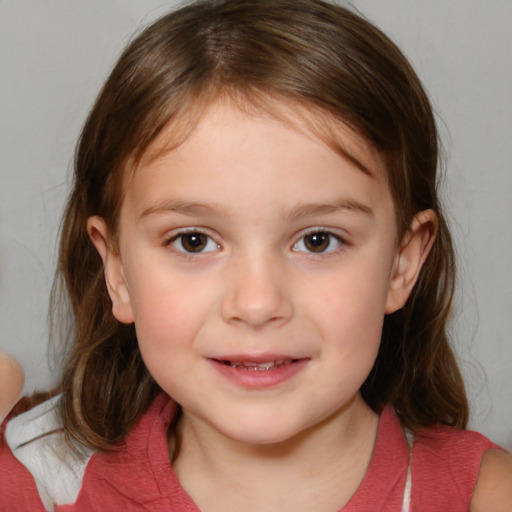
[221, 253, 293, 330]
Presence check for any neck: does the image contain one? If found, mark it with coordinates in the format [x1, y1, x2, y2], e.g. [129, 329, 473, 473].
[169, 395, 379, 512]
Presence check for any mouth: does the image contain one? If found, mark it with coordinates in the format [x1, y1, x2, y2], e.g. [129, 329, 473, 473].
[209, 356, 309, 388]
[218, 359, 298, 371]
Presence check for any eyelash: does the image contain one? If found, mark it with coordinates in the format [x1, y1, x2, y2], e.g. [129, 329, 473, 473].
[164, 228, 347, 257]
[166, 229, 220, 256]
[292, 229, 346, 255]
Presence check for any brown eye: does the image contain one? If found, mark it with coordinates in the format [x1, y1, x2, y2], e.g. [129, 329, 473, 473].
[304, 232, 329, 252]
[171, 232, 219, 254]
[293, 231, 343, 254]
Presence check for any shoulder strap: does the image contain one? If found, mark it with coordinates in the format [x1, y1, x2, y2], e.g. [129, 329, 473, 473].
[400, 429, 414, 512]
[5, 395, 93, 512]
[402, 429, 414, 512]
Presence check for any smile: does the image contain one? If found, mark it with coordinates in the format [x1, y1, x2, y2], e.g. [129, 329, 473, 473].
[210, 357, 309, 389]
[220, 359, 296, 371]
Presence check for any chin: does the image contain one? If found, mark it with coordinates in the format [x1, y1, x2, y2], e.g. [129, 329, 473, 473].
[225, 427, 298, 446]
[211, 413, 311, 447]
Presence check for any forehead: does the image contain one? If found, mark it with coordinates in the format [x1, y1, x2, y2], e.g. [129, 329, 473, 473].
[133, 95, 388, 183]
[118, 99, 395, 227]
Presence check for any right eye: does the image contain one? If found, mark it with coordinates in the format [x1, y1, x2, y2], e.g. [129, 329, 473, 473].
[292, 230, 344, 254]
[169, 231, 220, 254]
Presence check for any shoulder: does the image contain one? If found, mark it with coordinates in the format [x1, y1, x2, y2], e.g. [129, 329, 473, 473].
[410, 424, 505, 510]
[1, 395, 93, 512]
[470, 448, 512, 512]
[1, 392, 178, 510]
[412, 422, 502, 468]
[82, 393, 179, 502]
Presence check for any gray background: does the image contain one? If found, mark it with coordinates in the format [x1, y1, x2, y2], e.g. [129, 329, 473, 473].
[1, 1, 511, 448]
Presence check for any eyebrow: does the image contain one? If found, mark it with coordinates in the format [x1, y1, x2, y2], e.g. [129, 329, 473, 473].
[141, 198, 373, 220]
[289, 200, 374, 219]
[140, 200, 230, 219]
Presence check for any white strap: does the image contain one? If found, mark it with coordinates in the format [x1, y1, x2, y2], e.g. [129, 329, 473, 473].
[401, 463, 412, 512]
[5, 395, 93, 512]
[400, 429, 414, 512]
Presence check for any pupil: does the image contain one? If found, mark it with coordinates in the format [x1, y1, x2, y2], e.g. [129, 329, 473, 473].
[183, 233, 206, 252]
[305, 232, 329, 252]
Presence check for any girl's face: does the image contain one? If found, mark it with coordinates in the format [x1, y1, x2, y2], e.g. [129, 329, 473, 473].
[90, 101, 432, 446]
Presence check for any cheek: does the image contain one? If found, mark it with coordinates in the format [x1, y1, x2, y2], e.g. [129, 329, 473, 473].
[126, 265, 219, 355]
[129, 278, 210, 395]
[310, 263, 391, 330]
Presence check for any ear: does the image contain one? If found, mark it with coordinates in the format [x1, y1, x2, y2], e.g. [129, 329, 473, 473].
[385, 210, 438, 314]
[87, 216, 134, 324]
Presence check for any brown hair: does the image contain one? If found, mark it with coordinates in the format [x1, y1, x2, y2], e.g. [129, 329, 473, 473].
[52, 0, 468, 451]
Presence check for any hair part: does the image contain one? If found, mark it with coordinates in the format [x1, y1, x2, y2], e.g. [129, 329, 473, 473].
[52, 0, 467, 451]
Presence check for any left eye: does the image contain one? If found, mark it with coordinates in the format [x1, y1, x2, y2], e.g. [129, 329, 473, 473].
[170, 232, 220, 254]
[292, 231, 343, 254]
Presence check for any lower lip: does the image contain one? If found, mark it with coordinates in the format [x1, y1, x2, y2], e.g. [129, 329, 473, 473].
[209, 359, 309, 389]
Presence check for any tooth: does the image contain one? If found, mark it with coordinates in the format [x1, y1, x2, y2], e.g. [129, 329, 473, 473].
[228, 361, 277, 370]
[225, 359, 298, 370]
[241, 361, 273, 368]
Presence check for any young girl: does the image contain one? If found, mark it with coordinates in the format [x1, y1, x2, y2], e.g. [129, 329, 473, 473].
[1, 0, 511, 510]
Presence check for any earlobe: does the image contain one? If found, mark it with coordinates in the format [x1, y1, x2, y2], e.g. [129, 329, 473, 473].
[385, 210, 438, 314]
[87, 216, 135, 324]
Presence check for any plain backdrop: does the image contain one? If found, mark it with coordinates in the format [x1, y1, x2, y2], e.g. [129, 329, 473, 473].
[0, 1, 511, 448]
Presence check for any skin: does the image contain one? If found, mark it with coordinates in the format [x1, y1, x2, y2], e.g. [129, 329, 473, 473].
[87, 99, 453, 511]
[471, 449, 512, 511]
[0, 352, 24, 422]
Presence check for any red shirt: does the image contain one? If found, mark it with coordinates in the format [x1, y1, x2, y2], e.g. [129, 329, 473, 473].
[0, 393, 501, 511]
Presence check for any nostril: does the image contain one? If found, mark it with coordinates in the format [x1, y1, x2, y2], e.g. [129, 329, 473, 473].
[220, 260, 293, 328]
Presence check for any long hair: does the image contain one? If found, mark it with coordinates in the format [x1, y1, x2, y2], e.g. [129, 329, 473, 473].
[53, 0, 468, 450]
